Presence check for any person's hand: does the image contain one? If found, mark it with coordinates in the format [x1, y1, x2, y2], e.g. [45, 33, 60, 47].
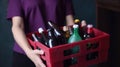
[26, 49, 46, 67]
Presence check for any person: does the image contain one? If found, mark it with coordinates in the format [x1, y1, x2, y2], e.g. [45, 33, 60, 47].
[7, 0, 75, 67]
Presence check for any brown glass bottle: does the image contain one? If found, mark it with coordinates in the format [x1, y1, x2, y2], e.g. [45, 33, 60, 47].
[63, 26, 71, 43]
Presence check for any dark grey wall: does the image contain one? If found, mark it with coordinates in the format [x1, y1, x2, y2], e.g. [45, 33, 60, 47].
[0, 0, 14, 67]
[0, 0, 96, 67]
[73, 0, 96, 26]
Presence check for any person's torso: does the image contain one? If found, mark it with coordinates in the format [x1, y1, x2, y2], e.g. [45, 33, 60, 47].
[14, 0, 66, 54]
[21, 0, 66, 33]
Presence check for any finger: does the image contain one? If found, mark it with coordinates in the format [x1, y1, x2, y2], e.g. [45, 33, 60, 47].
[35, 62, 46, 67]
[34, 49, 44, 55]
[35, 58, 46, 67]
[36, 64, 46, 67]
[39, 63, 46, 67]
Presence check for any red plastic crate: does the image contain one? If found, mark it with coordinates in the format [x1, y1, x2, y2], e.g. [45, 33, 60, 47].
[27, 28, 110, 67]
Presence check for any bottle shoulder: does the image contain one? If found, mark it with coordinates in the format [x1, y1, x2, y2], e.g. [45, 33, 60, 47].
[68, 34, 82, 43]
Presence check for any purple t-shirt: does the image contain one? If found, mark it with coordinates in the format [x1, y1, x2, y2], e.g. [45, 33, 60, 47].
[7, 0, 74, 54]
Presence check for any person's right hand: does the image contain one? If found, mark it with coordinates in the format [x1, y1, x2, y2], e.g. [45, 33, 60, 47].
[26, 49, 46, 67]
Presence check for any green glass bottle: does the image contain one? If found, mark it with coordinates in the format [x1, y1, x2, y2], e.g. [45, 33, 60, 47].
[68, 24, 82, 54]
[68, 24, 82, 43]
[68, 24, 82, 65]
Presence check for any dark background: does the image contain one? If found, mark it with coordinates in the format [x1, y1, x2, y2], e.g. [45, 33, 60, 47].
[0, 0, 96, 67]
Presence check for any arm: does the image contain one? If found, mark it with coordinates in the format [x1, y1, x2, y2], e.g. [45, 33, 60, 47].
[12, 16, 31, 54]
[66, 14, 74, 26]
[65, 0, 74, 26]
[11, 16, 46, 67]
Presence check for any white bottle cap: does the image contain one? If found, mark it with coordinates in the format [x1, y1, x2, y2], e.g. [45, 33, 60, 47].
[38, 28, 44, 33]
[73, 24, 79, 28]
[87, 24, 93, 28]
[81, 20, 87, 27]
[63, 26, 69, 32]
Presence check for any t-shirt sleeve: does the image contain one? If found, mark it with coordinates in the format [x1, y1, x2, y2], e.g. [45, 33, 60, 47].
[65, 0, 74, 16]
[7, 0, 23, 20]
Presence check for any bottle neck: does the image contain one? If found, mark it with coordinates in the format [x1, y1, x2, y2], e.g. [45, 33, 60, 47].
[32, 34, 38, 41]
[48, 29, 54, 37]
[74, 28, 79, 35]
[48, 21, 58, 29]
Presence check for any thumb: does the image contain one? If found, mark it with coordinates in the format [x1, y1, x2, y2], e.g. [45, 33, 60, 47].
[34, 49, 44, 55]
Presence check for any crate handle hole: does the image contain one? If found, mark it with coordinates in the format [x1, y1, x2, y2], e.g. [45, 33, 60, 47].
[64, 46, 80, 56]
[86, 51, 98, 60]
[86, 42, 99, 50]
[64, 57, 78, 67]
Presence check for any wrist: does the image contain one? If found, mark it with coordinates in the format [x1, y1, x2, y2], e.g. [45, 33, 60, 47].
[24, 47, 33, 55]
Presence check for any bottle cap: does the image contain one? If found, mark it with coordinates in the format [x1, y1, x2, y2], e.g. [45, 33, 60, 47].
[73, 24, 79, 28]
[74, 19, 80, 23]
[87, 24, 93, 28]
[63, 26, 69, 32]
[38, 28, 44, 33]
[81, 20, 87, 27]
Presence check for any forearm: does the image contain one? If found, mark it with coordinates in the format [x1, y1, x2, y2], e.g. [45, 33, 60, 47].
[66, 14, 74, 26]
[12, 16, 32, 54]
[12, 26, 46, 67]
[12, 26, 32, 54]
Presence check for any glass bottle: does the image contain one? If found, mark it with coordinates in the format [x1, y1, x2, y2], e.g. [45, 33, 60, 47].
[32, 33, 39, 42]
[68, 24, 82, 54]
[68, 24, 82, 65]
[47, 29, 58, 48]
[48, 21, 66, 45]
[31, 33, 42, 49]
[38, 28, 49, 47]
[84, 24, 95, 50]
[63, 26, 71, 43]
[68, 24, 82, 43]
[74, 19, 85, 39]
[83, 24, 95, 39]
[80, 20, 87, 40]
